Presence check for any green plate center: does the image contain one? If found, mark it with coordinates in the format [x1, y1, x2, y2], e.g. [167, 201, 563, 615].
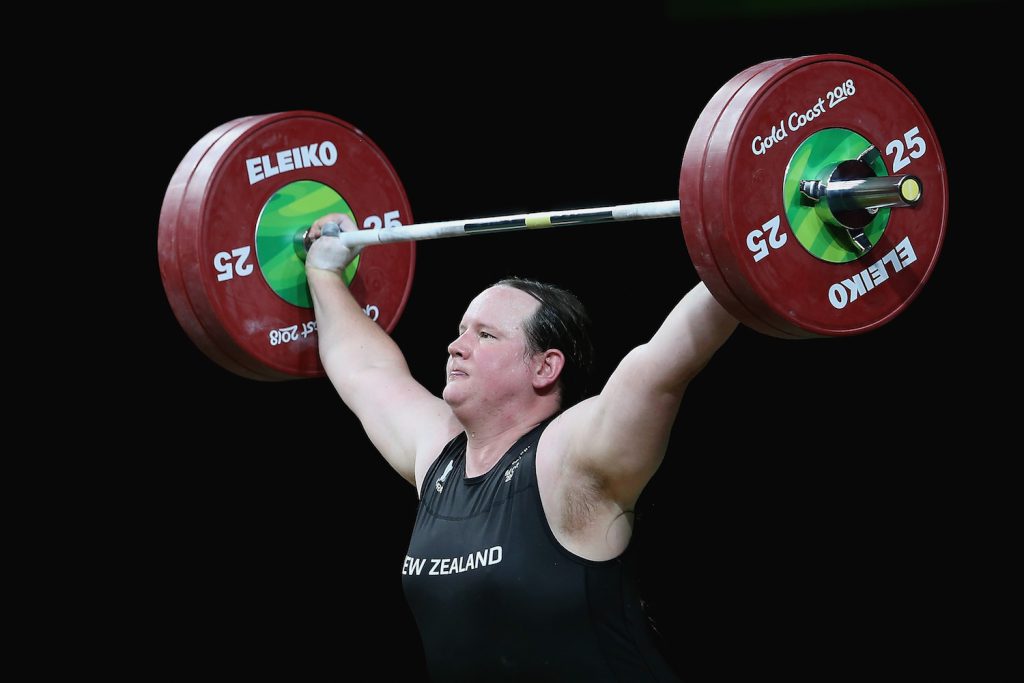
[783, 128, 890, 263]
[255, 180, 360, 307]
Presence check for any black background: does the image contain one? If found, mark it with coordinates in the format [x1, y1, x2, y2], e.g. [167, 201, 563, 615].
[132, 3, 1001, 677]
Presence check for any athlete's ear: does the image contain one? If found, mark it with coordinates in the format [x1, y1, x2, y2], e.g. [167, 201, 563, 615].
[532, 349, 564, 390]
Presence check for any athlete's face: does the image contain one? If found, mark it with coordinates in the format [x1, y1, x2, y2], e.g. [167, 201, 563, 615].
[443, 286, 540, 412]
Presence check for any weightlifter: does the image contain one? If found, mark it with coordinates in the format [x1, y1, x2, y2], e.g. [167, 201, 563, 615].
[305, 212, 737, 681]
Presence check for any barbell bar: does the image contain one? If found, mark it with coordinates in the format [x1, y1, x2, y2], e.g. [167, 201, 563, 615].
[305, 169, 920, 252]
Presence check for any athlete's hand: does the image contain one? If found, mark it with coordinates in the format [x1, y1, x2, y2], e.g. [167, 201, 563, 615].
[306, 213, 362, 275]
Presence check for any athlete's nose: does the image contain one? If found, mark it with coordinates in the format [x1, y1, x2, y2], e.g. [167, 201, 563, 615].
[448, 332, 470, 358]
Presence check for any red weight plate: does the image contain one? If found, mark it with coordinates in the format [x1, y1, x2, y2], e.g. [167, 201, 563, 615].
[174, 115, 300, 380]
[680, 58, 799, 338]
[158, 115, 270, 379]
[699, 54, 947, 337]
[177, 111, 415, 378]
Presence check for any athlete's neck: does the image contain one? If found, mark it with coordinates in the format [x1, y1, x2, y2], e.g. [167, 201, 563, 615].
[461, 408, 555, 477]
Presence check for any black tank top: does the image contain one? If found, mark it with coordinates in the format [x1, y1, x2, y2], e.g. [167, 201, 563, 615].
[402, 419, 680, 682]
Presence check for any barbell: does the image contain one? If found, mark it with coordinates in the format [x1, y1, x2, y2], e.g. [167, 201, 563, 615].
[158, 54, 947, 380]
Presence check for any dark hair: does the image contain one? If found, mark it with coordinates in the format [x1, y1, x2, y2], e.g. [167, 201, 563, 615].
[493, 278, 595, 410]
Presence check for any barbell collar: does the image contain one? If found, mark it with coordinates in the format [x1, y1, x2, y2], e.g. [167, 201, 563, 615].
[800, 174, 923, 212]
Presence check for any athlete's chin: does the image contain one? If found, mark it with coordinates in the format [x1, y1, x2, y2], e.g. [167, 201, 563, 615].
[442, 384, 464, 406]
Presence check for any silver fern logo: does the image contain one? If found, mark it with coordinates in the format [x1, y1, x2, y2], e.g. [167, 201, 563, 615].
[435, 460, 454, 493]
